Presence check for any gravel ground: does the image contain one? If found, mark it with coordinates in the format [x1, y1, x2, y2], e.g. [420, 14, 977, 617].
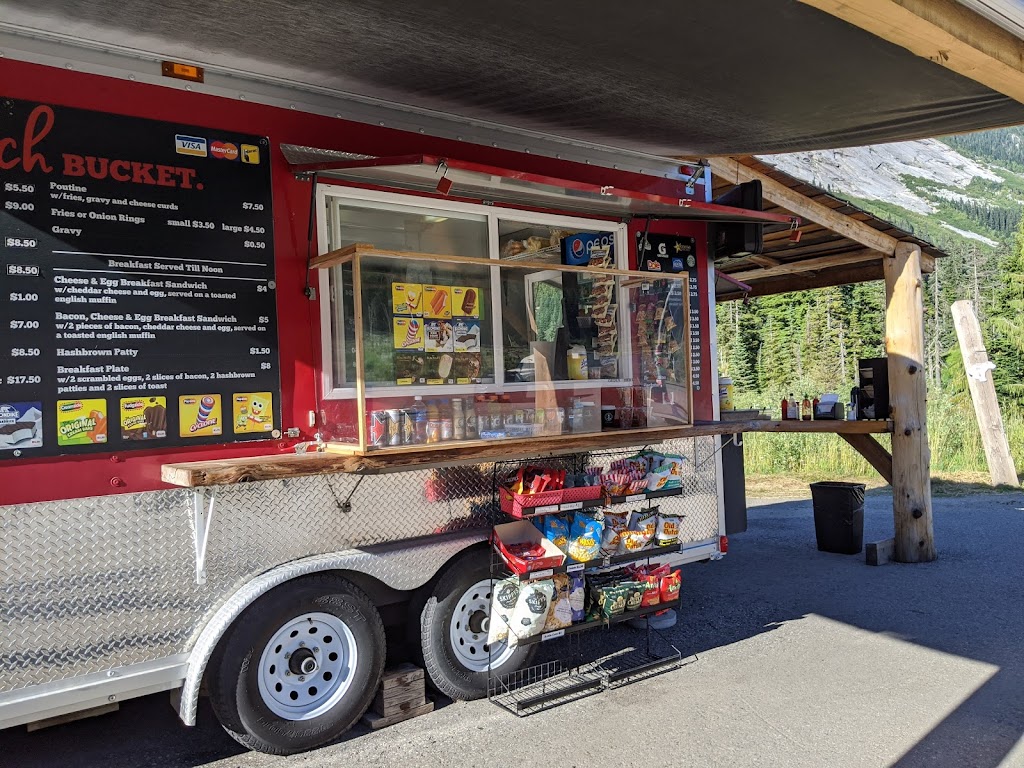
[5, 491, 1024, 768]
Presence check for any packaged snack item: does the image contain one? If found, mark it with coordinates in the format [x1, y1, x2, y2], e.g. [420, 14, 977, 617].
[487, 577, 520, 645]
[639, 574, 661, 607]
[621, 581, 644, 611]
[659, 569, 682, 604]
[618, 529, 654, 554]
[543, 574, 573, 630]
[657, 453, 686, 487]
[566, 511, 604, 562]
[568, 574, 586, 622]
[508, 579, 555, 646]
[655, 511, 682, 546]
[602, 585, 628, 617]
[600, 512, 628, 555]
[646, 466, 672, 491]
[628, 508, 657, 538]
[543, 515, 571, 554]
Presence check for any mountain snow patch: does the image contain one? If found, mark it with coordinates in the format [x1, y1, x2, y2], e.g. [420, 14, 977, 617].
[758, 139, 1002, 214]
[938, 223, 999, 246]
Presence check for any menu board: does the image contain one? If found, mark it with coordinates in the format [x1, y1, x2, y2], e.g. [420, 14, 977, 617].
[0, 98, 279, 459]
[636, 233, 701, 391]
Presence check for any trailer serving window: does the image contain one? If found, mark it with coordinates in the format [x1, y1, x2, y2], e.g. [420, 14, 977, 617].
[314, 188, 692, 454]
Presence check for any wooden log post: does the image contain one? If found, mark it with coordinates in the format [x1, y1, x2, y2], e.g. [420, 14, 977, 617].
[884, 242, 936, 562]
[951, 300, 1019, 486]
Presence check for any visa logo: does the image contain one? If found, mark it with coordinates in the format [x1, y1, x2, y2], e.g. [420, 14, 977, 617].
[175, 135, 208, 157]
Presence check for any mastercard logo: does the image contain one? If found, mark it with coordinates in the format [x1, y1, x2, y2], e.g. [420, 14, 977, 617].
[210, 141, 239, 160]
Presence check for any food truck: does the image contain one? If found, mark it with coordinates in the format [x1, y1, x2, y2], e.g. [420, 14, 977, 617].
[0, 32, 796, 754]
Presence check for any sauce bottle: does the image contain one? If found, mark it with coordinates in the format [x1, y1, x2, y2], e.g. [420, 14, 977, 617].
[781, 394, 790, 420]
[812, 395, 820, 419]
[787, 394, 799, 421]
[801, 394, 812, 421]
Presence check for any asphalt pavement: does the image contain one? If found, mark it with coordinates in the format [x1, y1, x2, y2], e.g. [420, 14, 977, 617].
[4, 490, 1024, 768]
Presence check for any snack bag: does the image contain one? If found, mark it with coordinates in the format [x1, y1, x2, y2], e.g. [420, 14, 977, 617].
[600, 512, 628, 556]
[568, 574, 586, 622]
[655, 511, 682, 546]
[543, 574, 573, 630]
[659, 569, 682, 604]
[628, 508, 657, 538]
[617, 529, 653, 554]
[566, 511, 604, 562]
[508, 580, 555, 646]
[639, 574, 661, 607]
[658, 453, 686, 487]
[487, 577, 520, 645]
[646, 467, 672, 491]
[603, 585, 628, 617]
[543, 515, 571, 554]
[621, 581, 644, 612]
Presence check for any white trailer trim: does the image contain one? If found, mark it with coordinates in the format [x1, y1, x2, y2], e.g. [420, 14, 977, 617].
[0, 655, 188, 730]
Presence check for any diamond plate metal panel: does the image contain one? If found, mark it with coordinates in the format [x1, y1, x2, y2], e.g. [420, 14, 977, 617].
[0, 437, 717, 699]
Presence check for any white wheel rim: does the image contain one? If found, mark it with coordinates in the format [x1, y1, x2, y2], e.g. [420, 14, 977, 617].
[449, 579, 515, 673]
[256, 612, 358, 721]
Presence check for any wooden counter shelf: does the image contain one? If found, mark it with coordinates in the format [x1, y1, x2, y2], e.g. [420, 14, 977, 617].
[161, 420, 893, 488]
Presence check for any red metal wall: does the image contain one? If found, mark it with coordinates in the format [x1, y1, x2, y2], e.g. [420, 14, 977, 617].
[0, 58, 714, 505]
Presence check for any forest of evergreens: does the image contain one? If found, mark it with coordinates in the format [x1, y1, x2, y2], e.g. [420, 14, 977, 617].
[716, 129, 1024, 482]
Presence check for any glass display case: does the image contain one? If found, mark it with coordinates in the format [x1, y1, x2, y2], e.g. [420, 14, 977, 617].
[313, 195, 692, 455]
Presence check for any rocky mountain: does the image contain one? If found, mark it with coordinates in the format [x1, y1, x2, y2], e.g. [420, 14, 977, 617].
[757, 126, 1024, 251]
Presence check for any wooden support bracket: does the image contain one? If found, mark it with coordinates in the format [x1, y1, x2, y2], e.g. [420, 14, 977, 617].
[838, 433, 893, 485]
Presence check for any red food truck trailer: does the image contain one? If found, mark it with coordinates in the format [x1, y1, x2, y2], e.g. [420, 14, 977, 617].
[0, 30, 794, 754]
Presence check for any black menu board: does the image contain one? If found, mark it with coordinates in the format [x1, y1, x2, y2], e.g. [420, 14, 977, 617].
[0, 97, 279, 459]
[636, 233, 702, 391]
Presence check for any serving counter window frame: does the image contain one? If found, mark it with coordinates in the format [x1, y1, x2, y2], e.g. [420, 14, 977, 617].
[315, 185, 633, 401]
[311, 184, 694, 456]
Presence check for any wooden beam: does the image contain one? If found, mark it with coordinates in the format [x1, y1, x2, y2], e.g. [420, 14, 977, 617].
[884, 242, 936, 562]
[708, 157, 900, 255]
[797, 0, 1024, 106]
[746, 255, 781, 267]
[724, 249, 881, 282]
[839, 433, 894, 484]
[162, 420, 891, 487]
[717, 262, 885, 301]
[951, 300, 1019, 486]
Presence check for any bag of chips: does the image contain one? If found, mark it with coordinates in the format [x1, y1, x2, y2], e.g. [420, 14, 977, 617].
[639, 574, 661, 607]
[660, 569, 682, 604]
[600, 512, 628, 555]
[543, 574, 573, 630]
[487, 577, 521, 645]
[646, 466, 672, 491]
[617, 528, 653, 554]
[621, 581, 644, 612]
[566, 511, 604, 562]
[629, 508, 657, 538]
[568, 573, 586, 622]
[655, 510, 682, 546]
[508, 579, 555, 647]
[657, 453, 686, 487]
[543, 514, 571, 554]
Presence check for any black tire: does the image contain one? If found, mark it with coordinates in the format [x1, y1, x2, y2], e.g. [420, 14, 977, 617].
[207, 574, 385, 755]
[420, 548, 535, 700]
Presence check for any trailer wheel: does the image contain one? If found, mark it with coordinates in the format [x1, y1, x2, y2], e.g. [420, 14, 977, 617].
[208, 574, 385, 755]
[420, 548, 535, 700]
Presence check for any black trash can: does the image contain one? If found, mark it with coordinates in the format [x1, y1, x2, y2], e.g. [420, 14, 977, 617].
[809, 481, 865, 555]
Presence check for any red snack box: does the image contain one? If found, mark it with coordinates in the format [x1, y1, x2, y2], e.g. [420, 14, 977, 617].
[493, 520, 566, 574]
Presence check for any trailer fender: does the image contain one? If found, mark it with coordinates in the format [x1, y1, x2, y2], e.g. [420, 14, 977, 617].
[177, 531, 485, 726]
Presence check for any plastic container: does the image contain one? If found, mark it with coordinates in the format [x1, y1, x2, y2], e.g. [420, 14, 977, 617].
[718, 376, 734, 411]
[568, 344, 589, 380]
[809, 481, 865, 555]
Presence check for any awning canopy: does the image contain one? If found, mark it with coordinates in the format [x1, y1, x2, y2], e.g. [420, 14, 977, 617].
[5, 0, 1024, 157]
[281, 147, 796, 224]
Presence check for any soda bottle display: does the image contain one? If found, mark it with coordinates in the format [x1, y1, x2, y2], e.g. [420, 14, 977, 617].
[426, 400, 441, 444]
[440, 398, 454, 441]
